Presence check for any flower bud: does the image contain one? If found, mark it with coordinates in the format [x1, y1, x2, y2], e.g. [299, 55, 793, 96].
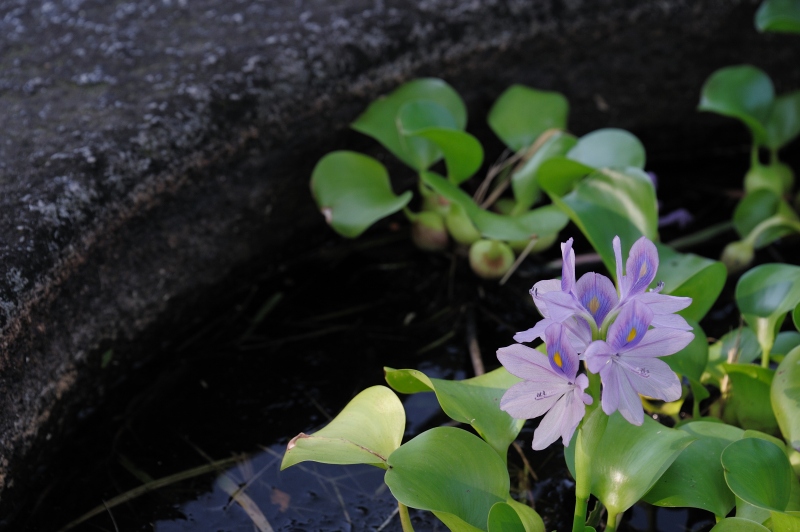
[411, 211, 449, 251]
[469, 239, 515, 279]
[720, 240, 754, 273]
[445, 203, 481, 245]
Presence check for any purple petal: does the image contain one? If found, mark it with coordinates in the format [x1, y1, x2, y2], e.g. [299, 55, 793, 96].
[622, 328, 695, 358]
[561, 238, 576, 293]
[532, 393, 568, 450]
[613, 236, 624, 289]
[500, 381, 566, 420]
[545, 323, 580, 380]
[559, 391, 588, 447]
[497, 344, 562, 382]
[575, 374, 591, 398]
[539, 290, 586, 323]
[575, 272, 619, 325]
[650, 313, 692, 331]
[513, 318, 551, 344]
[617, 357, 682, 402]
[531, 279, 561, 318]
[563, 316, 593, 353]
[606, 300, 654, 352]
[600, 362, 645, 425]
[584, 340, 614, 374]
[636, 291, 692, 315]
[623, 237, 659, 299]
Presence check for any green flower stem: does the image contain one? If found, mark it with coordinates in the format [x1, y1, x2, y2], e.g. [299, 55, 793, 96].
[572, 428, 591, 532]
[605, 510, 620, 532]
[743, 215, 800, 249]
[398, 502, 415, 532]
[665, 220, 733, 250]
[756, 317, 776, 369]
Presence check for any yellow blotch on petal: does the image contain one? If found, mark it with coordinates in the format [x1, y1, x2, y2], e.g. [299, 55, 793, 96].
[639, 262, 648, 277]
[627, 328, 637, 343]
[554, 352, 563, 368]
[588, 296, 600, 315]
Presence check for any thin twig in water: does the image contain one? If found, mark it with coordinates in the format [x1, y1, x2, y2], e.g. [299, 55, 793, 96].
[478, 129, 561, 209]
[57, 455, 244, 532]
[499, 236, 539, 286]
[102, 501, 119, 532]
[376, 506, 400, 532]
[511, 441, 539, 482]
[416, 330, 457, 356]
[465, 306, 485, 376]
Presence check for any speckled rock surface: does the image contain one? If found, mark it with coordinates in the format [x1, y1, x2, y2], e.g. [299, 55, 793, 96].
[0, 0, 797, 514]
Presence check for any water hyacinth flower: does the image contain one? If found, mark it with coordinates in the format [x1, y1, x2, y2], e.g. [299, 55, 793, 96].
[583, 300, 694, 425]
[498, 322, 593, 450]
[514, 236, 692, 349]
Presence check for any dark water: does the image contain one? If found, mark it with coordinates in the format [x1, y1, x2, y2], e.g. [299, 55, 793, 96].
[7, 138, 799, 531]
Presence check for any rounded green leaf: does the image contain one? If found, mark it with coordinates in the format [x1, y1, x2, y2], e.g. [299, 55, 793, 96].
[643, 421, 744, 517]
[773, 331, 800, 363]
[766, 91, 800, 149]
[351, 78, 467, 169]
[769, 511, 800, 531]
[566, 128, 646, 170]
[384, 367, 524, 458]
[510, 132, 577, 212]
[698, 65, 774, 145]
[723, 364, 778, 433]
[736, 263, 800, 360]
[281, 386, 405, 470]
[756, 0, 800, 34]
[704, 327, 762, 388]
[566, 413, 695, 516]
[503, 499, 545, 532]
[488, 502, 525, 532]
[772, 345, 800, 452]
[734, 189, 782, 239]
[488, 85, 569, 152]
[721, 437, 793, 511]
[386, 426, 509, 530]
[311, 151, 413, 238]
[663, 319, 708, 380]
[709, 517, 770, 531]
[409, 127, 484, 184]
[656, 245, 727, 322]
[541, 167, 658, 276]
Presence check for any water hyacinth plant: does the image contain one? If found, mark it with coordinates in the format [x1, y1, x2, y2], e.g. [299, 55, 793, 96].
[281, 232, 800, 531]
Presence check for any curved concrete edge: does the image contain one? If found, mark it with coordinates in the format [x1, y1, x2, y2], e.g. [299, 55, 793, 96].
[0, 0, 795, 512]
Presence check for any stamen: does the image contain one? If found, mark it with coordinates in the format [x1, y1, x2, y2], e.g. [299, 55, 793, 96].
[649, 281, 665, 293]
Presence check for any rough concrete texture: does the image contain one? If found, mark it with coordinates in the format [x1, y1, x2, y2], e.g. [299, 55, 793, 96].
[0, 0, 797, 511]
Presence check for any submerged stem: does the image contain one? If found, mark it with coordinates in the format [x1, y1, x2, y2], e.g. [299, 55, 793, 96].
[398, 502, 415, 532]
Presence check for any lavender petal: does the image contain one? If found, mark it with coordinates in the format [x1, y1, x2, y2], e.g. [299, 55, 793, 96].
[623, 328, 695, 358]
[575, 272, 619, 325]
[624, 237, 659, 299]
[545, 323, 580, 380]
[636, 291, 692, 314]
[606, 300, 654, 352]
[500, 381, 566, 420]
[584, 340, 614, 374]
[561, 238, 576, 293]
[618, 357, 682, 402]
[601, 362, 645, 425]
[531, 394, 568, 450]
